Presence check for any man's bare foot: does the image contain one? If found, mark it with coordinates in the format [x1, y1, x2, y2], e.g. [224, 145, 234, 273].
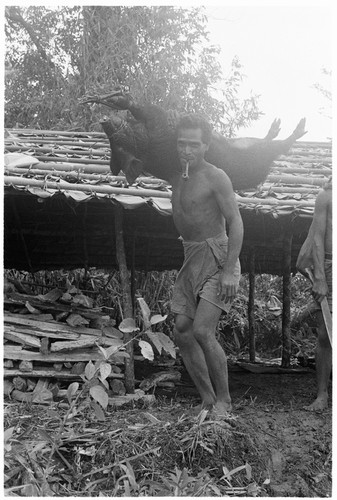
[212, 401, 232, 416]
[303, 396, 328, 411]
[191, 402, 214, 415]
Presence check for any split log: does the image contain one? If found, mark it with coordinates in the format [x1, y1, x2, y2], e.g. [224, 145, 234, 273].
[50, 336, 123, 352]
[4, 330, 41, 348]
[4, 345, 126, 363]
[4, 369, 124, 379]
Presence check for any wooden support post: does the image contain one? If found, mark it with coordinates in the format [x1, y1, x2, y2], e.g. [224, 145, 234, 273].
[248, 249, 256, 362]
[281, 224, 293, 368]
[114, 204, 135, 393]
[131, 232, 136, 313]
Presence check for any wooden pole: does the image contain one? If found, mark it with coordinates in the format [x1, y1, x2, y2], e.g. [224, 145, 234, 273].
[114, 203, 135, 393]
[281, 223, 293, 368]
[248, 249, 256, 362]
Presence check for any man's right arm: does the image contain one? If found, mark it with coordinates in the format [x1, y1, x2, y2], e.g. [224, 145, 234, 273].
[311, 190, 329, 302]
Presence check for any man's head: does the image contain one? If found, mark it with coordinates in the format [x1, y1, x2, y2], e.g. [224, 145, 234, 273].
[176, 114, 213, 172]
[176, 113, 213, 145]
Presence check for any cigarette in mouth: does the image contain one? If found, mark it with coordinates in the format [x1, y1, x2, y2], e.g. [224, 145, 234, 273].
[182, 161, 189, 179]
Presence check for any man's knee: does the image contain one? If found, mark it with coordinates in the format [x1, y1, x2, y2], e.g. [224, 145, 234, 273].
[174, 314, 193, 346]
[192, 322, 215, 345]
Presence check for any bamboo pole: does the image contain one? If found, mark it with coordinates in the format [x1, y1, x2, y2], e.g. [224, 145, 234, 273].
[248, 250, 256, 362]
[6, 144, 109, 157]
[259, 185, 320, 194]
[266, 174, 328, 186]
[8, 138, 109, 148]
[270, 166, 331, 175]
[114, 204, 135, 393]
[281, 223, 293, 368]
[4, 176, 172, 199]
[236, 195, 315, 208]
[5, 167, 169, 185]
[9, 128, 107, 137]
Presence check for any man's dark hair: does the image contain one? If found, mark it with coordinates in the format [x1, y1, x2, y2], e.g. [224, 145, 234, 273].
[176, 113, 213, 145]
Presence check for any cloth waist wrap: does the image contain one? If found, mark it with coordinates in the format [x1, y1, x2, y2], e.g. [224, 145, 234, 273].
[179, 231, 231, 294]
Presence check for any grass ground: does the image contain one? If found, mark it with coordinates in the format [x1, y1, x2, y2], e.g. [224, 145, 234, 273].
[4, 369, 332, 497]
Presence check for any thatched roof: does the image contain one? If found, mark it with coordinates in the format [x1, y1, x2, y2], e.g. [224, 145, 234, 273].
[4, 129, 332, 275]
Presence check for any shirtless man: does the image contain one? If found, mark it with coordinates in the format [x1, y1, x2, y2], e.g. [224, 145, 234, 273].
[170, 114, 243, 415]
[296, 179, 332, 410]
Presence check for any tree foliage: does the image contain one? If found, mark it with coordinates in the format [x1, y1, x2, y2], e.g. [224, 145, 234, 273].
[5, 5, 261, 134]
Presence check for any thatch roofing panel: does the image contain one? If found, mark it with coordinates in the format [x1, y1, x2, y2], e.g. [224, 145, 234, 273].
[4, 129, 332, 274]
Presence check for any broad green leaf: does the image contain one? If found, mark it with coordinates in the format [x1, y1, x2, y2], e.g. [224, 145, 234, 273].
[146, 331, 163, 355]
[91, 401, 106, 421]
[99, 362, 112, 381]
[118, 317, 139, 334]
[101, 378, 110, 390]
[89, 385, 109, 410]
[138, 340, 154, 361]
[104, 338, 123, 349]
[105, 345, 120, 359]
[102, 326, 123, 339]
[85, 361, 96, 380]
[97, 344, 108, 359]
[150, 314, 167, 325]
[157, 332, 176, 359]
[137, 298, 151, 328]
[67, 382, 79, 403]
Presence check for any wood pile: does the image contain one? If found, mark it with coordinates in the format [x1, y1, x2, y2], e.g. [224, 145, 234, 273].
[3, 283, 181, 405]
[3, 284, 130, 403]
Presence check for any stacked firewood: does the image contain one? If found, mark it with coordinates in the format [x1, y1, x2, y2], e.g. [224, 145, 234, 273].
[3, 285, 129, 402]
[4, 283, 181, 404]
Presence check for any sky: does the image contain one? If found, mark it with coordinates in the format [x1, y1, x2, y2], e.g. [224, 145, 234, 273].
[205, 4, 333, 142]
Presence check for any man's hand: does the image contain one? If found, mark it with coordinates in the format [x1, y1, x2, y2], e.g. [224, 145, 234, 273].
[312, 278, 329, 303]
[217, 271, 238, 303]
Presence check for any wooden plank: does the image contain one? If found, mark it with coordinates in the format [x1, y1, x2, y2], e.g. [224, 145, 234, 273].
[4, 331, 41, 348]
[50, 336, 102, 352]
[4, 295, 110, 321]
[4, 369, 124, 379]
[4, 323, 80, 340]
[3, 345, 127, 363]
[50, 336, 123, 352]
[5, 313, 102, 337]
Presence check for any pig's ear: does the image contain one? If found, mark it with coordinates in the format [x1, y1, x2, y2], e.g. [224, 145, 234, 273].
[124, 158, 144, 185]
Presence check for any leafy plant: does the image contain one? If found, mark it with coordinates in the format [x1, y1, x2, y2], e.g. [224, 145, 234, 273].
[5, 6, 261, 132]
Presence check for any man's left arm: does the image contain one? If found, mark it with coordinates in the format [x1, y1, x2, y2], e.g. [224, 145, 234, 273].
[213, 170, 244, 301]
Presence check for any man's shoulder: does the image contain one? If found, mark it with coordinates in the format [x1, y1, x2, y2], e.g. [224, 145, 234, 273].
[203, 162, 231, 184]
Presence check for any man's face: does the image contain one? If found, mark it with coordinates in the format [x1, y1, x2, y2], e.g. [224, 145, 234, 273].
[176, 128, 209, 169]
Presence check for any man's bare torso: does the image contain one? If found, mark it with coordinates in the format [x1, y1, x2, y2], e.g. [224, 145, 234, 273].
[171, 163, 225, 241]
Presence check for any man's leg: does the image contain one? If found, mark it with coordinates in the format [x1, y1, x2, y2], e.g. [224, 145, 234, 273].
[193, 299, 232, 414]
[174, 313, 216, 408]
[306, 311, 332, 411]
